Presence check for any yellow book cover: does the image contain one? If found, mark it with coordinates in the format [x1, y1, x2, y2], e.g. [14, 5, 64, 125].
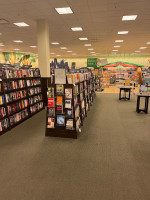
[125, 79, 130, 86]
[0, 96, 2, 105]
[72, 75, 75, 84]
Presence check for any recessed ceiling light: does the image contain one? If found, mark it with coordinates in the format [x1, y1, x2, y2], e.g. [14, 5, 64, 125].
[67, 51, 72, 52]
[115, 40, 124, 42]
[79, 38, 88, 40]
[122, 15, 137, 21]
[146, 42, 150, 44]
[30, 46, 37, 48]
[114, 46, 120, 48]
[55, 7, 73, 14]
[88, 48, 94, 50]
[0, 43, 4, 46]
[13, 22, 29, 27]
[60, 47, 67, 49]
[50, 53, 55, 54]
[112, 50, 118, 51]
[0, 33, 2, 35]
[118, 31, 129, 34]
[14, 48, 20, 51]
[139, 47, 147, 49]
[135, 51, 141, 52]
[71, 27, 83, 31]
[56, 55, 61, 56]
[13, 40, 23, 43]
[51, 42, 59, 45]
[84, 44, 91, 46]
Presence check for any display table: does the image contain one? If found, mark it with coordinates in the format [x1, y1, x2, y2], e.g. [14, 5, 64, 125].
[134, 92, 150, 114]
[118, 86, 135, 100]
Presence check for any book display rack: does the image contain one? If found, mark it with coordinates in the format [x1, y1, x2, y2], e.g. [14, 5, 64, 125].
[46, 71, 95, 139]
[0, 67, 44, 136]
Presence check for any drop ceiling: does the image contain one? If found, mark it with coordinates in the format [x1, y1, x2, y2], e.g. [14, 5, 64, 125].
[0, 0, 150, 57]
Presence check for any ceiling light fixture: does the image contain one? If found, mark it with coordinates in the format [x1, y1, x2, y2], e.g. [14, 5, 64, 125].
[50, 53, 55, 54]
[51, 42, 59, 45]
[55, 7, 73, 14]
[13, 40, 23, 43]
[88, 48, 94, 50]
[84, 44, 91, 46]
[60, 47, 67, 49]
[79, 38, 88, 40]
[118, 31, 129, 34]
[30, 46, 37, 48]
[71, 27, 83, 31]
[67, 51, 72, 52]
[146, 42, 150, 44]
[139, 47, 147, 49]
[90, 52, 96, 53]
[114, 46, 120, 48]
[115, 40, 124, 42]
[135, 51, 141, 52]
[112, 50, 118, 51]
[122, 15, 137, 21]
[14, 48, 20, 51]
[13, 22, 29, 27]
[56, 55, 61, 56]
[0, 43, 4, 46]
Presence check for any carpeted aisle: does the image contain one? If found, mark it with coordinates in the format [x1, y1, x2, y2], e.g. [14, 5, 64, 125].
[0, 93, 150, 200]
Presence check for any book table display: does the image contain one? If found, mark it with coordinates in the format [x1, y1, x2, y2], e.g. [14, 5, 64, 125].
[0, 67, 44, 135]
[45, 71, 96, 139]
[118, 86, 135, 100]
[134, 92, 150, 114]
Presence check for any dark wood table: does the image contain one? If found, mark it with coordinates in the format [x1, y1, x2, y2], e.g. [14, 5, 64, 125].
[118, 86, 135, 100]
[134, 93, 150, 114]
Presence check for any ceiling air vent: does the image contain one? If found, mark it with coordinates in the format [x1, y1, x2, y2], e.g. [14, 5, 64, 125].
[0, 19, 9, 24]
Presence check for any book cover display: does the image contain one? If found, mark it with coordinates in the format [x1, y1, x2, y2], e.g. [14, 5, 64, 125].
[65, 99, 72, 109]
[47, 108, 55, 117]
[56, 84, 64, 94]
[47, 87, 54, 98]
[66, 119, 74, 130]
[47, 118, 55, 128]
[65, 88, 72, 99]
[57, 115, 65, 126]
[56, 96, 63, 105]
[48, 98, 55, 107]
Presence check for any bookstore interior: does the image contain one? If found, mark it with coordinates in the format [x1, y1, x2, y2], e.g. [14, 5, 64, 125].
[1, 1, 150, 199]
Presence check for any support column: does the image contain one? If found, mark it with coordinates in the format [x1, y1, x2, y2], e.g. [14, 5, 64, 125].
[37, 19, 50, 77]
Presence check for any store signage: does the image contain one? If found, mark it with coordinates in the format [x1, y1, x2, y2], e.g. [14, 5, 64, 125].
[87, 58, 97, 68]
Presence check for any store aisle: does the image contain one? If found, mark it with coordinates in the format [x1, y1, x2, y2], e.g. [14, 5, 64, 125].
[1, 94, 150, 200]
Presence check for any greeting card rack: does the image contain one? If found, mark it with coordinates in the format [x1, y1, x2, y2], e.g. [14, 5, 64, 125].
[0, 67, 44, 136]
[45, 73, 95, 139]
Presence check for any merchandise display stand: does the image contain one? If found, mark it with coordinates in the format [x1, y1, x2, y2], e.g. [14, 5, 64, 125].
[118, 86, 134, 100]
[0, 67, 44, 135]
[134, 93, 150, 114]
[45, 71, 95, 139]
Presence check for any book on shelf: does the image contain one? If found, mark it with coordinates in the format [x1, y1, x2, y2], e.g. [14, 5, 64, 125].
[56, 105, 63, 114]
[0, 95, 5, 105]
[48, 98, 55, 107]
[47, 107, 55, 117]
[0, 107, 6, 118]
[0, 118, 9, 132]
[30, 102, 43, 113]
[56, 96, 63, 105]
[57, 115, 65, 126]
[56, 84, 64, 94]
[47, 87, 54, 98]
[66, 109, 73, 117]
[66, 119, 74, 130]
[47, 117, 55, 128]
[65, 88, 72, 99]
[65, 99, 72, 109]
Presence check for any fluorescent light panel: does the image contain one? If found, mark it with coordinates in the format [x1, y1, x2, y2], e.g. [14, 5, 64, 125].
[122, 15, 137, 21]
[50, 53, 55, 54]
[14, 48, 20, 50]
[115, 40, 124, 42]
[60, 47, 67, 49]
[135, 51, 141, 52]
[88, 48, 94, 50]
[13, 22, 29, 27]
[84, 44, 91, 46]
[147, 42, 150, 44]
[139, 47, 147, 49]
[0, 43, 4, 46]
[56, 55, 61, 56]
[13, 40, 23, 43]
[79, 38, 88, 40]
[71, 27, 83, 31]
[67, 51, 72, 52]
[51, 42, 59, 45]
[55, 7, 73, 14]
[118, 31, 129, 34]
[112, 50, 118, 51]
[90, 52, 96, 53]
[114, 46, 120, 48]
[30, 46, 37, 48]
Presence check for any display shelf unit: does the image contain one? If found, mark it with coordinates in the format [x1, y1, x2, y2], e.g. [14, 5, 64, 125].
[45, 72, 96, 139]
[0, 67, 44, 136]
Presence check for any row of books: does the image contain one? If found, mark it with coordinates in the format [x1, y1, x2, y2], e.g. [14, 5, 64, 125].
[0, 118, 9, 132]
[28, 87, 41, 96]
[30, 102, 43, 114]
[0, 68, 40, 79]
[0, 107, 6, 119]
[5, 90, 27, 103]
[67, 72, 93, 84]
[26, 79, 41, 87]
[3, 80, 26, 91]
[29, 94, 42, 105]
[0, 95, 5, 105]
[9, 109, 29, 126]
[7, 99, 29, 115]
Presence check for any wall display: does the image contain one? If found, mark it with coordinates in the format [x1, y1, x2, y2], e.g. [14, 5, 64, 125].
[55, 69, 66, 84]
[65, 88, 72, 99]
[47, 118, 55, 128]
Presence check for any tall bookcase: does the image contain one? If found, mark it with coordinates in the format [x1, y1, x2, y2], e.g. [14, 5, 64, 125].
[45, 71, 95, 139]
[0, 67, 44, 136]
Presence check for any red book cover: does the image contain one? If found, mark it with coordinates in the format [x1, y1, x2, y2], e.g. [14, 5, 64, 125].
[48, 98, 55, 107]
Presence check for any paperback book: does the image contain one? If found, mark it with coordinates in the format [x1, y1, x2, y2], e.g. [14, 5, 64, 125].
[47, 87, 54, 98]
[66, 119, 74, 130]
[65, 99, 72, 109]
[56, 96, 63, 105]
[47, 117, 55, 128]
[48, 98, 55, 107]
[65, 88, 72, 99]
[57, 115, 65, 126]
[47, 107, 55, 117]
[56, 105, 63, 114]
[66, 109, 73, 117]
[56, 84, 64, 94]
